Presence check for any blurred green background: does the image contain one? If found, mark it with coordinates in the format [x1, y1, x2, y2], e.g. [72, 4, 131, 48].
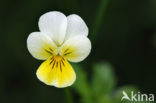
[0, 0, 156, 103]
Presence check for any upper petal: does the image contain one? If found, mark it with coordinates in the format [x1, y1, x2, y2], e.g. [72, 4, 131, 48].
[27, 32, 57, 60]
[38, 11, 67, 45]
[65, 14, 88, 40]
[61, 35, 91, 62]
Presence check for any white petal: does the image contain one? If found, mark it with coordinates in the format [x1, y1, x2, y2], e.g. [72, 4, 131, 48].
[38, 11, 67, 45]
[61, 35, 91, 62]
[65, 14, 88, 40]
[27, 32, 57, 60]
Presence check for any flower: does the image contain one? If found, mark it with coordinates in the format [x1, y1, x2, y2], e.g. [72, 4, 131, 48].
[27, 11, 91, 88]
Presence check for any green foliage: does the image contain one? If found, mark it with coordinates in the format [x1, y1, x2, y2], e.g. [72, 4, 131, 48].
[90, 0, 109, 44]
[72, 62, 151, 103]
[92, 62, 116, 96]
[72, 64, 92, 103]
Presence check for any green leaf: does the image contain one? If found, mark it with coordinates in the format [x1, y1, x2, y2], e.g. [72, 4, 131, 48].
[97, 94, 116, 103]
[91, 62, 117, 97]
[71, 64, 93, 103]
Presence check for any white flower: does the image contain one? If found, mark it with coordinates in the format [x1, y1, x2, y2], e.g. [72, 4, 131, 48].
[27, 11, 91, 88]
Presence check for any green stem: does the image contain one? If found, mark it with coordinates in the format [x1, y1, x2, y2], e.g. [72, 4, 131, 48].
[64, 88, 73, 103]
[90, 0, 109, 45]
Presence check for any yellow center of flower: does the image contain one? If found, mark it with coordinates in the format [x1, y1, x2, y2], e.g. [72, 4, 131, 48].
[49, 55, 65, 72]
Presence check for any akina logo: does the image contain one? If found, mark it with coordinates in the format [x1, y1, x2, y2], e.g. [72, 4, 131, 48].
[121, 91, 154, 102]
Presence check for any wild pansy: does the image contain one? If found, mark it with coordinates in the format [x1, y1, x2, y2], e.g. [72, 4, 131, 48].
[27, 11, 91, 88]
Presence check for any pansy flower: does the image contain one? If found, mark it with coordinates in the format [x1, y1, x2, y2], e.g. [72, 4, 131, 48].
[27, 11, 91, 88]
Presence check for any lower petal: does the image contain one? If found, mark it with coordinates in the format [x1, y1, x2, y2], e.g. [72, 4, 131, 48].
[36, 56, 76, 88]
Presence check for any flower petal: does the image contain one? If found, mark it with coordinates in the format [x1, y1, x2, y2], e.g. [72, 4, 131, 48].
[38, 11, 67, 45]
[61, 35, 91, 62]
[36, 56, 76, 88]
[65, 14, 88, 40]
[27, 32, 57, 60]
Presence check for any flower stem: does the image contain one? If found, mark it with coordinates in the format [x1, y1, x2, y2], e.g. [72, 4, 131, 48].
[65, 88, 73, 103]
[90, 0, 109, 45]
